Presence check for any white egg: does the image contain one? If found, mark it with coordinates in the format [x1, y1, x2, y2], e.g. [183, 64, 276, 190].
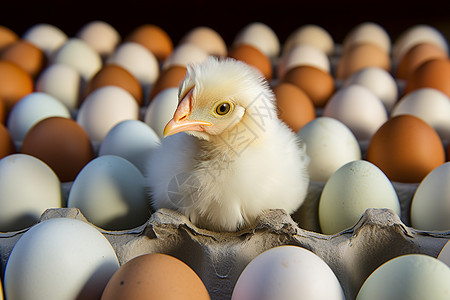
[68, 155, 150, 230]
[7, 92, 71, 147]
[410, 162, 450, 231]
[323, 85, 388, 141]
[391, 88, 450, 141]
[144, 87, 179, 138]
[0, 154, 62, 232]
[283, 24, 334, 56]
[278, 44, 330, 79]
[180, 26, 227, 57]
[356, 254, 450, 299]
[343, 67, 398, 111]
[233, 22, 280, 59]
[76, 86, 139, 144]
[162, 43, 208, 70]
[22, 23, 68, 57]
[297, 117, 361, 182]
[342, 22, 391, 54]
[4, 218, 119, 300]
[76, 21, 121, 57]
[318, 160, 401, 235]
[99, 120, 160, 174]
[232, 245, 345, 300]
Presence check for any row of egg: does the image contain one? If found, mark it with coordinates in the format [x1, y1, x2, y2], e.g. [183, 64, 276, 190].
[3, 216, 450, 299]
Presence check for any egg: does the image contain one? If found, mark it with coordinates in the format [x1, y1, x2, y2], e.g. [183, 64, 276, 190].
[180, 26, 227, 57]
[367, 115, 445, 183]
[68, 155, 150, 230]
[4, 217, 120, 299]
[22, 23, 67, 57]
[99, 120, 160, 173]
[35, 63, 82, 110]
[281, 65, 334, 107]
[297, 117, 361, 182]
[404, 58, 450, 97]
[0, 154, 62, 232]
[0, 123, 15, 159]
[283, 24, 334, 56]
[356, 254, 450, 299]
[101, 253, 210, 300]
[410, 162, 450, 231]
[85, 64, 143, 106]
[232, 22, 280, 59]
[232, 245, 345, 300]
[273, 83, 316, 132]
[318, 160, 401, 234]
[0, 40, 45, 78]
[0, 60, 34, 115]
[0, 25, 18, 50]
[438, 240, 450, 266]
[125, 24, 173, 61]
[162, 43, 208, 70]
[278, 44, 330, 79]
[391, 88, 450, 141]
[76, 21, 121, 58]
[148, 65, 186, 101]
[228, 44, 273, 79]
[7, 92, 71, 146]
[342, 22, 391, 55]
[323, 85, 388, 141]
[21, 116, 95, 182]
[343, 67, 398, 112]
[144, 87, 179, 138]
[76, 86, 139, 144]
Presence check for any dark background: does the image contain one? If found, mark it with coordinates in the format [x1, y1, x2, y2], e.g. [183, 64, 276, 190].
[1, 0, 449, 48]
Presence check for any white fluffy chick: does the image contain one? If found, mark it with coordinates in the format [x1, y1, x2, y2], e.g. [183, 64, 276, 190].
[146, 57, 309, 232]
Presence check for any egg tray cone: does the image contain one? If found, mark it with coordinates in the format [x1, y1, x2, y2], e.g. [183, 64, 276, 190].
[1, 200, 450, 300]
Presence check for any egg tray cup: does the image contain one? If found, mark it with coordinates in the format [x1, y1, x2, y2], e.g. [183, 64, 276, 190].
[1, 179, 449, 300]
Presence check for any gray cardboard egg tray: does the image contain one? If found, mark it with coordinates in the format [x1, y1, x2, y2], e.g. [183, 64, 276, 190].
[1, 179, 450, 300]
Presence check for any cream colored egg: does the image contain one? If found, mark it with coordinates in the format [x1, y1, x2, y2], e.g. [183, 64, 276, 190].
[76, 20, 121, 58]
[318, 160, 401, 235]
[283, 24, 334, 56]
[438, 239, 450, 267]
[278, 44, 330, 79]
[297, 117, 361, 182]
[22, 23, 68, 57]
[144, 87, 179, 138]
[233, 22, 280, 59]
[342, 22, 391, 55]
[162, 43, 209, 70]
[180, 26, 227, 57]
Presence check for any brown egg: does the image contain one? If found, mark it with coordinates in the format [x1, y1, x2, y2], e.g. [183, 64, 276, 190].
[404, 58, 450, 97]
[0, 123, 15, 159]
[0, 97, 5, 124]
[367, 115, 445, 183]
[396, 43, 448, 79]
[0, 25, 18, 50]
[125, 24, 173, 61]
[0, 60, 34, 115]
[273, 83, 316, 132]
[228, 44, 272, 79]
[21, 117, 95, 182]
[149, 65, 186, 101]
[101, 253, 211, 300]
[336, 43, 390, 79]
[0, 40, 45, 78]
[85, 64, 143, 106]
[281, 65, 334, 108]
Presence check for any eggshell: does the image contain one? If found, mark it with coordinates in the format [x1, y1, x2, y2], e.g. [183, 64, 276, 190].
[22, 23, 67, 57]
[231, 245, 345, 300]
[319, 160, 401, 234]
[283, 24, 334, 56]
[76, 20, 121, 58]
[297, 117, 361, 182]
[391, 88, 450, 141]
[148, 66, 186, 101]
[0, 25, 18, 50]
[342, 22, 391, 55]
[404, 58, 450, 97]
[367, 115, 445, 183]
[282, 65, 334, 107]
[0, 40, 45, 78]
[125, 24, 173, 61]
[68, 155, 150, 230]
[228, 44, 272, 79]
[0, 154, 62, 232]
[52, 38, 102, 80]
[0, 60, 34, 115]
[0, 123, 15, 159]
[4, 218, 119, 299]
[101, 253, 210, 300]
[438, 239, 450, 266]
[273, 83, 315, 132]
[99, 120, 160, 173]
[77, 86, 139, 143]
[232, 22, 280, 59]
[278, 44, 330, 79]
[21, 117, 95, 182]
[343, 67, 398, 112]
[356, 254, 450, 300]
[180, 26, 227, 57]
[7, 92, 71, 145]
[35, 63, 82, 110]
[162, 43, 208, 70]
[144, 87, 179, 138]
[323, 85, 388, 141]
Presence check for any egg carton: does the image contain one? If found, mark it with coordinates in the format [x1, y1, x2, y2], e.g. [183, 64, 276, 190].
[1, 181, 449, 300]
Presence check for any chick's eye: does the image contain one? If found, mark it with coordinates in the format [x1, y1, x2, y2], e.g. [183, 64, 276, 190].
[215, 102, 232, 116]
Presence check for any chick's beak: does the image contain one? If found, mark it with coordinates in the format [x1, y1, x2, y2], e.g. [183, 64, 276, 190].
[163, 89, 212, 137]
